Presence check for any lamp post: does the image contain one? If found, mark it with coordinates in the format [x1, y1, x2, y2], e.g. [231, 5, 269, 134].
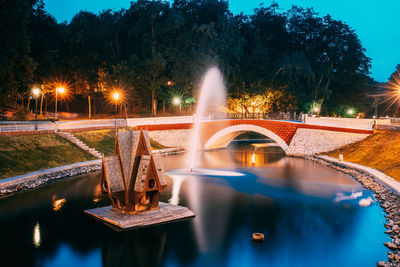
[113, 92, 120, 125]
[55, 87, 65, 118]
[32, 88, 40, 121]
[173, 97, 181, 114]
[347, 109, 354, 116]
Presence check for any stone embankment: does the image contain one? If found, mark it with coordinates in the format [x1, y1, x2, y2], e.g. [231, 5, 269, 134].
[148, 129, 192, 149]
[308, 155, 400, 267]
[0, 147, 184, 199]
[0, 160, 101, 198]
[286, 128, 370, 155]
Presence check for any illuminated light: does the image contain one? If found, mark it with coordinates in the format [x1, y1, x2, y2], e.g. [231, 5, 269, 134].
[251, 151, 256, 164]
[251, 101, 256, 106]
[113, 92, 120, 101]
[376, 70, 400, 114]
[347, 109, 354, 115]
[93, 198, 101, 203]
[57, 87, 65, 94]
[94, 184, 102, 197]
[313, 107, 319, 113]
[53, 198, 66, 211]
[173, 97, 181, 105]
[33, 223, 41, 247]
[167, 81, 173, 86]
[32, 88, 40, 96]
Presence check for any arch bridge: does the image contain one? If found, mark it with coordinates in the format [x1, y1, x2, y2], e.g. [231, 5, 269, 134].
[137, 119, 373, 155]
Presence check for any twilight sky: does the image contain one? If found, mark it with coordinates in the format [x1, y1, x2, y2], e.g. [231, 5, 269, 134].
[44, 0, 400, 82]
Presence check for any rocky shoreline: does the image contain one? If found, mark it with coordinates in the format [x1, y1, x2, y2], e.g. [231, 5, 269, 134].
[0, 163, 101, 199]
[0, 148, 183, 199]
[304, 156, 400, 267]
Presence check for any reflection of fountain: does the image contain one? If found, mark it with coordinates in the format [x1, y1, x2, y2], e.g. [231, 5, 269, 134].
[189, 67, 227, 170]
[251, 149, 256, 165]
[33, 222, 41, 247]
[168, 175, 186, 205]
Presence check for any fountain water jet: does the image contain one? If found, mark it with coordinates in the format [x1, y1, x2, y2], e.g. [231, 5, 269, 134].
[189, 67, 227, 170]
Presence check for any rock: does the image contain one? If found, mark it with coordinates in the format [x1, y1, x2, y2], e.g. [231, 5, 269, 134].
[359, 197, 373, 207]
[376, 261, 390, 267]
[385, 242, 398, 250]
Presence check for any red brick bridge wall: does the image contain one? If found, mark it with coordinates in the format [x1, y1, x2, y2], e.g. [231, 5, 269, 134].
[136, 119, 373, 148]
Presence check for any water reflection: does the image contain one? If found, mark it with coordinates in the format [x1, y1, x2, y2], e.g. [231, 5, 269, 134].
[33, 223, 41, 248]
[168, 175, 186, 205]
[52, 199, 66, 212]
[0, 145, 390, 267]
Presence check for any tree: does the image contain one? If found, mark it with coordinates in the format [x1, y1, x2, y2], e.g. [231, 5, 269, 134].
[0, 0, 37, 108]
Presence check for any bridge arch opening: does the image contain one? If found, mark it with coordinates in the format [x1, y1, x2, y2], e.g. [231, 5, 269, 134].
[203, 124, 289, 152]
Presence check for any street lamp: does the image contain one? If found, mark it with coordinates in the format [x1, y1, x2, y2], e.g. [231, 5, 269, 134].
[113, 92, 120, 124]
[32, 88, 40, 121]
[347, 109, 354, 116]
[55, 87, 65, 118]
[173, 97, 181, 113]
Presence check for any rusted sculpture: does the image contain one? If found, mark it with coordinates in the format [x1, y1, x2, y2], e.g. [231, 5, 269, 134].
[100, 130, 167, 213]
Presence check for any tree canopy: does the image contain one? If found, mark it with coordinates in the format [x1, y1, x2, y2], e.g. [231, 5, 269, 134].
[0, 0, 380, 117]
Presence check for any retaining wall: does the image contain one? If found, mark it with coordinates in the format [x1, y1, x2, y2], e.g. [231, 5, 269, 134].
[286, 128, 370, 155]
[0, 160, 101, 197]
[148, 129, 192, 149]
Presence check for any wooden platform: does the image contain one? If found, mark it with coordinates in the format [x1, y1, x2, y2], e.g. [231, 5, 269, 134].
[84, 202, 195, 231]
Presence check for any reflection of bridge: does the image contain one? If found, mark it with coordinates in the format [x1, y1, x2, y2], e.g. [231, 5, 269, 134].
[136, 119, 373, 155]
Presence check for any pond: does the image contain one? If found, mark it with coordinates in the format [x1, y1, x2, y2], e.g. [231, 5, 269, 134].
[0, 142, 388, 267]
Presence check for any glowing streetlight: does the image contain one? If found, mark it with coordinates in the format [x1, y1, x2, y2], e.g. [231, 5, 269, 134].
[55, 87, 65, 118]
[167, 81, 174, 86]
[113, 92, 120, 101]
[313, 107, 319, 113]
[111, 91, 121, 123]
[347, 109, 354, 115]
[32, 88, 40, 121]
[173, 97, 181, 113]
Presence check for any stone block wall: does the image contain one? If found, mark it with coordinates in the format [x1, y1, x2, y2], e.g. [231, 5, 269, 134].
[286, 128, 370, 156]
[148, 129, 192, 149]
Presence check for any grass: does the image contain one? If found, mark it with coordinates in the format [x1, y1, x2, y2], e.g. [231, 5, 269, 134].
[0, 134, 96, 179]
[325, 131, 400, 181]
[74, 129, 168, 157]
[74, 129, 116, 157]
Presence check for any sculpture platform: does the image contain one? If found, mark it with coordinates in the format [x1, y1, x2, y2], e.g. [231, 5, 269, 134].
[85, 202, 195, 231]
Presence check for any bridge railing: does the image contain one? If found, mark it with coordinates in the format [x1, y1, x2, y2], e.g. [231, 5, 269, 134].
[226, 112, 303, 121]
[55, 119, 126, 130]
[303, 116, 375, 130]
[0, 121, 55, 132]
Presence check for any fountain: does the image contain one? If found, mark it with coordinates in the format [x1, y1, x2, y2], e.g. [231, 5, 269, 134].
[189, 67, 227, 171]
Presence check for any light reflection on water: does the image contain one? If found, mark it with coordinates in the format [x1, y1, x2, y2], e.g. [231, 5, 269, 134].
[0, 144, 390, 267]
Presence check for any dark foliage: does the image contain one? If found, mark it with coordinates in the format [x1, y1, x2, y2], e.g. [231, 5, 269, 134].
[0, 0, 379, 116]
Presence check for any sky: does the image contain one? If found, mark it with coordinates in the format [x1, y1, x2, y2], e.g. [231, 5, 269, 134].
[44, 0, 400, 82]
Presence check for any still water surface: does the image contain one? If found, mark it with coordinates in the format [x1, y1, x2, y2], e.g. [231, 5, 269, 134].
[0, 143, 389, 267]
